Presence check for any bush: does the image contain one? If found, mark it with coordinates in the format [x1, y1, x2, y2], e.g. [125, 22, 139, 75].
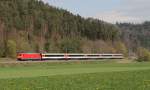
[6, 40, 17, 58]
[136, 47, 150, 62]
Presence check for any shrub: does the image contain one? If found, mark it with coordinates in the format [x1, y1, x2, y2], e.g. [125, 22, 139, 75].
[136, 47, 150, 62]
[6, 40, 17, 58]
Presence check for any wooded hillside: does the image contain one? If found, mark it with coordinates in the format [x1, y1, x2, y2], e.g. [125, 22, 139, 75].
[0, 0, 149, 58]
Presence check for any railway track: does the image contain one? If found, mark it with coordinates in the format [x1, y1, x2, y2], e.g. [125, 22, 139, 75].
[0, 59, 122, 64]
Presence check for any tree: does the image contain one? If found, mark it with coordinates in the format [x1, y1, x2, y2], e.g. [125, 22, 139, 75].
[114, 41, 128, 56]
[60, 38, 82, 53]
[0, 45, 4, 57]
[44, 42, 50, 52]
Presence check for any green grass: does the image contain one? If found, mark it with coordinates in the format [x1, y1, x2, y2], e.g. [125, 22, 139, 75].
[0, 60, 150, 90]
[1, 70, 150, 90]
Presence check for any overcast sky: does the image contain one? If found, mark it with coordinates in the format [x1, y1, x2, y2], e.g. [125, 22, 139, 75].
[42, 0, 150, 23]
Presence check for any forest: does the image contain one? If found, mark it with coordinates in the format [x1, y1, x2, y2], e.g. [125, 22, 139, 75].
[117, 22, 150, 50]
[0, 0, 149, 58]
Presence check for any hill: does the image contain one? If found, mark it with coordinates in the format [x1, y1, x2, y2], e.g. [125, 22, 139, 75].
[0, 0, 126, 58]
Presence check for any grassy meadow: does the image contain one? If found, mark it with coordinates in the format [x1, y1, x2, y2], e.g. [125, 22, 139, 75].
[0, 60, 150, 90]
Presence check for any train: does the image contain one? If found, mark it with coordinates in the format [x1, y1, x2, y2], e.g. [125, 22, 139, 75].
[17, 53, 124, 61]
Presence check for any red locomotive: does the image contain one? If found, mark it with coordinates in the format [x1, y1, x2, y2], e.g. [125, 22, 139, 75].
[17, 53, 42, 61]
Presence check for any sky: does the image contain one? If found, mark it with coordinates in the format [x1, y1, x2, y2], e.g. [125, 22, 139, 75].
[42, 0, 150, 23]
